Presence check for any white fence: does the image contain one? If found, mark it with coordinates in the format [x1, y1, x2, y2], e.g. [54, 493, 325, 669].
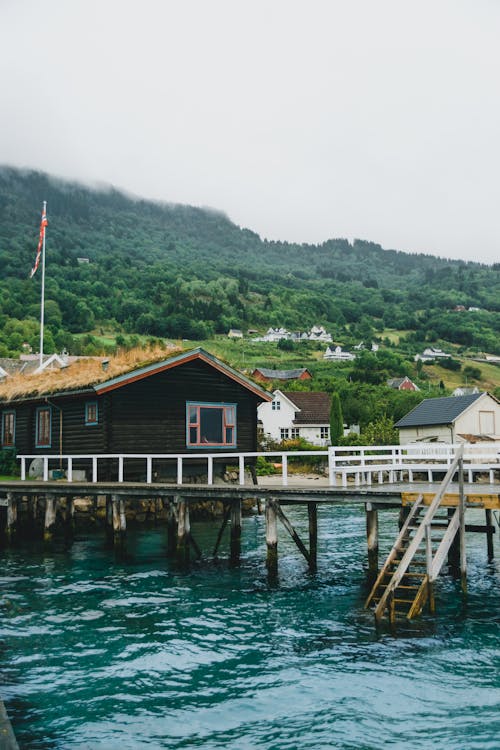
[16, 443, 500, 487]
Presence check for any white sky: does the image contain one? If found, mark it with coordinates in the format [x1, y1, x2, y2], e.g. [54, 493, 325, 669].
[1, 0, 499, 263]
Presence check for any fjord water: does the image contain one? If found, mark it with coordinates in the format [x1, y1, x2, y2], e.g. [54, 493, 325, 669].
[1, 505, 499, 750]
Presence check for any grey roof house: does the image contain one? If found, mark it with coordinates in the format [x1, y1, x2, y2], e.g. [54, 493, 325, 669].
[395, 392, 499, 443]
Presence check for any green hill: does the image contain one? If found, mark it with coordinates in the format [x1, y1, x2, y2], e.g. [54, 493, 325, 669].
[0, 166, 499, 357]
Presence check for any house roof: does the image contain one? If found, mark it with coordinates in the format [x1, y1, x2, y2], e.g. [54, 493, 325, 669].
[0, 347, 272, 403]
[395, 393, 484, 428]
[252, 367, 311, 380]
[282, 391, 331, 424]
[95, 348, 272, 400]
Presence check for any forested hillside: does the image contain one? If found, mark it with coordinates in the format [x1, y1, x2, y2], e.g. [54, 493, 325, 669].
[0, 166, 499, 357]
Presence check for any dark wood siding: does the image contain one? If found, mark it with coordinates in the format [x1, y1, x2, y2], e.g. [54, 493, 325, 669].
[108, 359, 259, 453]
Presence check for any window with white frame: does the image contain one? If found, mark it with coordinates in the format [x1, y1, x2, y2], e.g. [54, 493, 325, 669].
[186, 402, 236, 448]
[272, 400, 281, 411]
[290, 428, 300, 439]
[280, 428, 289, 440]
[320, 426, 329, 440]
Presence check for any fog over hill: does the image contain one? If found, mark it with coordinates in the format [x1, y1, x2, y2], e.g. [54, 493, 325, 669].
[0, 167, 498, 356]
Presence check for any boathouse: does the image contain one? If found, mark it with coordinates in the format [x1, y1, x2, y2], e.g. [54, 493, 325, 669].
[0, 347, 272, 480]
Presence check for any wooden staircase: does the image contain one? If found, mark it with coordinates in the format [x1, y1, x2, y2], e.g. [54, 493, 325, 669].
[365, 446, 467, 624]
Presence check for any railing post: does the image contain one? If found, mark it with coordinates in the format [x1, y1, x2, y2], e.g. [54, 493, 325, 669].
[328, 446, 336, 487]
[118, 456, 124, 483]
[282, 454, 288, 486]
[43, 457, 48, 482]
[207, 456, 213, 485]
[239, 455, 245, 486]
[20, 457, 26, 481]
[146, 456, 152, 484]
[67, 457, 73, 483]
[92, 457, 98, 483]
[177, 457, 183, 485]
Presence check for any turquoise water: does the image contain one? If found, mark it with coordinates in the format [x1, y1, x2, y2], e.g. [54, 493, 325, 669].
[1, 505, 499, 750]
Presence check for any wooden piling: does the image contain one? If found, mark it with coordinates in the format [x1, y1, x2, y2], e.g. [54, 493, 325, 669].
[166, 499, 177, 558]
[6, 492, 18, 543]
[44, 494, 57, 543]
[176, 498, 190, 565]
[308, 502, 318, 572]
[366, 503, 379, 581]
[448, 507, 461, 577]
[485, 509, 494, 561]
[111, 494, 126, 548]
[265, 498, 278, 574]
[105, 495, 113, 544]
[65, 497, 75, 539]
[230, 499, 242, 563]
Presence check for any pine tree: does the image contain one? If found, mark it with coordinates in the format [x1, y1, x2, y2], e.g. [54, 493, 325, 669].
[329, 392, 343, 444]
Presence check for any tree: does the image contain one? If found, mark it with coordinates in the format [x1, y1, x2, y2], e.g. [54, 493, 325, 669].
[362, 415, 398, 446]
[329, 392, 343, 444]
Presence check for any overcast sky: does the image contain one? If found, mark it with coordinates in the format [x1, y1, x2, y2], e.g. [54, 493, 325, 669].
[1, 0, 499, 264]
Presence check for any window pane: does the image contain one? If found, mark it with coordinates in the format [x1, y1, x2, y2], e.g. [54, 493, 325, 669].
[200, 408, 223, 443]
[225, 426, 233, 444]
[225, 406, 235, 425]
[189, 406, 198, 424]
[189, 426, 198, 443]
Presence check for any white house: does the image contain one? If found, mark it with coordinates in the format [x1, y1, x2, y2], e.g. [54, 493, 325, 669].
[257, 390, 331, 447]
[324, 346, 355, 361]
[415, 347, 452, 362]
[395, 392, 500, 443]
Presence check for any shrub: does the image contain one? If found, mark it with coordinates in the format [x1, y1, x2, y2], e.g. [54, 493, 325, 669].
[0, 447, 18, 476]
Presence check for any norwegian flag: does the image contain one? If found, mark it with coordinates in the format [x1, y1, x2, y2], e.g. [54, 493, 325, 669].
[30, 203, 48, 278]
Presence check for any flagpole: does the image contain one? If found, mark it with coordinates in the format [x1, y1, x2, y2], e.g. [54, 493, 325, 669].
[39, 200, 47, 370]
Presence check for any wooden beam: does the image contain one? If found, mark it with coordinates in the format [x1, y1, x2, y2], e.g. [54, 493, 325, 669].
[166, 498, 178, 558]
[272, 499, 311, 565]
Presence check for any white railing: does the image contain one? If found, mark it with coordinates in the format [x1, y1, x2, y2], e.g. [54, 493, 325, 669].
[16, 443, 499, 487]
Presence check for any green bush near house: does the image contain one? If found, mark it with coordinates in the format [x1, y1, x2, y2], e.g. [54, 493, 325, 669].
[0, 447, 19, 476]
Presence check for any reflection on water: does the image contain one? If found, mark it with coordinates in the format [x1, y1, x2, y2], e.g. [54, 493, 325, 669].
[0, 505, 499, 749]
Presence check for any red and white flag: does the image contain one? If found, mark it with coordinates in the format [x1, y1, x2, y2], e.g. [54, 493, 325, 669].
[30, 204, 48, 278]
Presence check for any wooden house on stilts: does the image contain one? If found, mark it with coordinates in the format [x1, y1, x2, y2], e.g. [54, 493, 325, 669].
[0, 347, 272, 481]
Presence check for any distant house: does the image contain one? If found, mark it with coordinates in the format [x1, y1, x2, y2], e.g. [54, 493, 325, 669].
[227, 329, 243, 339]
[258, 390, 331, 447]
[0, 348, 272, 479]
[415, 347, 452, 362]
[324, 346, 355, 361]
[387, 376, 420, 392]
[252, 367, 312, 383]
[77, 257, 90, 264]
[395, 392, 500, 443]
[452, 386, 480, 397]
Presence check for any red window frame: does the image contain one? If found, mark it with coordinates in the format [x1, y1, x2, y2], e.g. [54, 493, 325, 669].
[186, 402, 236, 448]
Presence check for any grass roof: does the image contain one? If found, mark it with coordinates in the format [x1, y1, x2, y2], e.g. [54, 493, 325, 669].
[0, 344, 181, 402]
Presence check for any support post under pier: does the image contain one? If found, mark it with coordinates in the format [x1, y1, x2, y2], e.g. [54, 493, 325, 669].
[230, 500, 242, 564]
[6, 492, 18, 543]
[265, 498, 278, 576]
[485, 509, 494, 561]
[44, 494, 57, 543]
[366, 503, 379, 582]
[112, 494, 126, 549]
[308, 503, 318, 573]
[176, 498, 190, 565]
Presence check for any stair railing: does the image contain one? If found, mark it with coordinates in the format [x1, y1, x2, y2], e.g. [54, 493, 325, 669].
[373, 444, 465, 622]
